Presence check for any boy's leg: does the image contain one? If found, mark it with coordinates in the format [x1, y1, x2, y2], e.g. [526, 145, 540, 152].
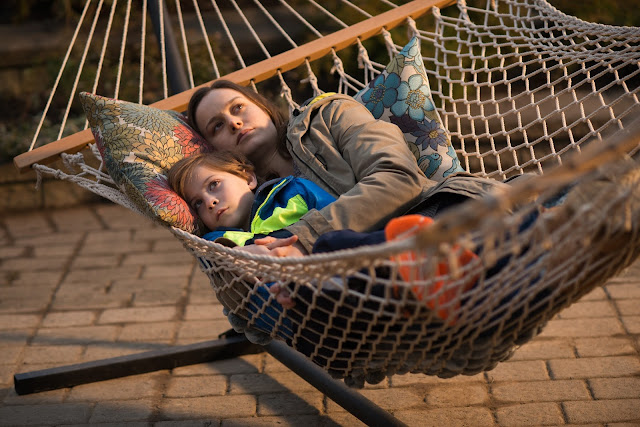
[385, 215, 480, 324]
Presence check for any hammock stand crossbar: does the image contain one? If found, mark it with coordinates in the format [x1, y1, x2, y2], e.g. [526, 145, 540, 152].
[11, 1, 640, 425]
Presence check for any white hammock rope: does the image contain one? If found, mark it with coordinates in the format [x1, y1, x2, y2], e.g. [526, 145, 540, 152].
[229, 0, 271, 59]
[252, 0, 298, 49]
[277, 0, 324, 39]
[113, 0, 132, 100]
[89, 0, 117, 107]
[20, 0, 640, 386]
[192, 0, 220, 78]
[210, 0, 247, 69]
[158, 0, 169, 98]
[139, 0, 148, 103]
[59, 0, 105, 141]
[338, 0, 374, 20]
[28, 0, 92, 151]
[307, 0, 350, 29]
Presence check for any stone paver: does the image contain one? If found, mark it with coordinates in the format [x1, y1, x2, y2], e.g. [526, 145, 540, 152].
[159, 395, 256, 420]
[165, 375, 227, 398]
[257, 391, 324, 416]
[0, 403, 92, 425]
[491, 379, 590, 403]
[89, 398, 155, 423]
[495, 402, 564, 426]
[0, 203, 639, 426]
[563, 399, 640, 424]
[395, 407, 495, 426]
[548, 356, 640, 379]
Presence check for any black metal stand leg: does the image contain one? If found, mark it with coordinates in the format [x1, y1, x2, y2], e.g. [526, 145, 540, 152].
[14, 332, 406, 426]
[265, 340, 407, 427]
[13, 333, 263, 395]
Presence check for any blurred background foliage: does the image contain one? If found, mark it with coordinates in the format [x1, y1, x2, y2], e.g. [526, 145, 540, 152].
[3, 0, 636, 27]
[0, 0, 637, 164]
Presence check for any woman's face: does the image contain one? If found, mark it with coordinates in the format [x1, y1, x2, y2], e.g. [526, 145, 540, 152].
[195, 88, 278, 161]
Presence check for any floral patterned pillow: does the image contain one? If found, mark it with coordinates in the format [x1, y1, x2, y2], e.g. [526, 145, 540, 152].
[80, 92, 210, 233]
[354, 37, 464, 181]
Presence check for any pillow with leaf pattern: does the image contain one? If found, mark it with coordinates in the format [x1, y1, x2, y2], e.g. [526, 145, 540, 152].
[354, 37, 464, 181]
[80, 92, 210, 233]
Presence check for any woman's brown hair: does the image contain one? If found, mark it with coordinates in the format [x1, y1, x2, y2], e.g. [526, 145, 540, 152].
[187, 80, 290, 161]
[168, 151, 255, 202]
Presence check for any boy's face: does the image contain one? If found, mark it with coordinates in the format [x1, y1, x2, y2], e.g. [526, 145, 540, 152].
[184, 164, 257, 231]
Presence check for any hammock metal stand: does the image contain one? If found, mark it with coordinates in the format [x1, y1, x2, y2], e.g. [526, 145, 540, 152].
[13, 330, 406, 427]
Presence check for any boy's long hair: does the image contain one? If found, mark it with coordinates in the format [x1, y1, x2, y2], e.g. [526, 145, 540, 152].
[187, 79, 290, 161]
[168, 151, 255, 202]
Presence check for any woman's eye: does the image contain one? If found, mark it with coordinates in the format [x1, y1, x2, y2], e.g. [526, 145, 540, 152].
[233, 103, 244, 113]
[208, 180, 219, 191]
[192, 200, 202, 210]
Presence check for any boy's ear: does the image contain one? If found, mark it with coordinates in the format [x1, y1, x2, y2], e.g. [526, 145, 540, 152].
[247, 171, 258, 190]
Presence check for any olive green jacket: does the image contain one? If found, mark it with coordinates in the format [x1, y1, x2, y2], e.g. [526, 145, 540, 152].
[284, 94, 508, 253]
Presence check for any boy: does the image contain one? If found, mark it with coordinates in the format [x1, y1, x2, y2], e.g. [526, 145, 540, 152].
[168, 150, 336, 249]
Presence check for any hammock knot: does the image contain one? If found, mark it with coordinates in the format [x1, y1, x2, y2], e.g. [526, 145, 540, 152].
[330, 51, 348, 94]
[61, 151, 86, 172]
[356, 39, 370, 70]
[34, 166, 43, 190]
[301, 60, 321, 95]
[406, 17, 419, 38]
[458, 0, 471, 23]
[381, 29, 397, 60]
[330, 53, 345, 75]
[277, 71, 298, 112]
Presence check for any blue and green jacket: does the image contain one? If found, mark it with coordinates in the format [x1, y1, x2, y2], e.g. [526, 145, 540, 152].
[202, 176, 336, 246]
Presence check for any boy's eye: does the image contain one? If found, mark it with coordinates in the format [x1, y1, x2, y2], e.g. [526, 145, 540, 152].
[211, 122, 223, 134]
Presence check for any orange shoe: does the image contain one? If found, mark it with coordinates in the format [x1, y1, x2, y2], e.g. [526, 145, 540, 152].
[385, 215, 479, 324]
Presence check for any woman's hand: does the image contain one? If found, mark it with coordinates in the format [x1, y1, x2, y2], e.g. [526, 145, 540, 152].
[253, 235, 307, 257]
[234, 235, 307, 257]
[234, 244, 275, 256]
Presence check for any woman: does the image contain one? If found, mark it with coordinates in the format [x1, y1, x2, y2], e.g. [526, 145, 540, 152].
[188, 80, 508, 256]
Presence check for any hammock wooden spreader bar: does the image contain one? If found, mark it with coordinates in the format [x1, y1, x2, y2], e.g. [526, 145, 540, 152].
[13, 0, 453, 173]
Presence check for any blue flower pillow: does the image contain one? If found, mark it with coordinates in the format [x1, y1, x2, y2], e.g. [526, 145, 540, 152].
[354, 37, 464, 181]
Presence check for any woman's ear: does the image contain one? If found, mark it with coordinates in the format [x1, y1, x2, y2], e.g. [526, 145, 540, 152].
[247, 171, 258, 190]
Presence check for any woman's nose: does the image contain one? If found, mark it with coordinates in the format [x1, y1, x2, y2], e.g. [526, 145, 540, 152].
[207, 197, 218, 209]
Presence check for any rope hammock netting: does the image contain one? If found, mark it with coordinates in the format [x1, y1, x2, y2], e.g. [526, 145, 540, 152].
[13, 0, 640, 388]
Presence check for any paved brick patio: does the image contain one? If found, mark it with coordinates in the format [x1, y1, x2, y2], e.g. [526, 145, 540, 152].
[1, 202, 639, 426]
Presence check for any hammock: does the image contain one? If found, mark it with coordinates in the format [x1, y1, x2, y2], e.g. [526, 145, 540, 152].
[13, 0, 640, 388]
